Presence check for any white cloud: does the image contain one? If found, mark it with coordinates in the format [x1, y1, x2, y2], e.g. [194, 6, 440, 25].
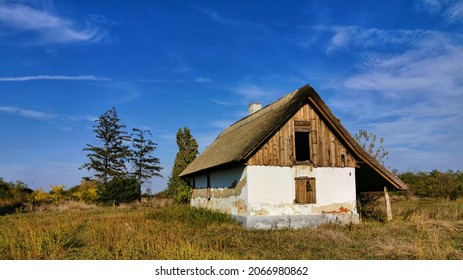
[325, 26, 463, 171]
[234, 84, 274, 102]
[324, 25, 428, 53]
[0, 3, 104, 44]
[0, 75, 110, 82]
[0, 106, 56, 120]
[210, 98, 234, 106]
[343, 33, 463, 95]
[139, 77, 212, 84]
[417, 0, 463, 24]
[0, 105, 100, 123]
[194, 77, 212, 83]
[444, 1, 463, 23]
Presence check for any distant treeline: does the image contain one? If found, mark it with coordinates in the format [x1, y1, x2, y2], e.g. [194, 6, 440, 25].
[398, 170, 463, 200]
[0, 177, 151, 211]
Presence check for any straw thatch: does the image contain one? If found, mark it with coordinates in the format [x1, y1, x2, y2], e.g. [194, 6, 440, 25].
[181, 85, 407, 191]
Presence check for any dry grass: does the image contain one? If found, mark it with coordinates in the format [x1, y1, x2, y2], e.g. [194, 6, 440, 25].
[0, 198, 462, 260]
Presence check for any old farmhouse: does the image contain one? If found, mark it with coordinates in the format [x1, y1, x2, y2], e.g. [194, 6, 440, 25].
[180, 85, 407, 229]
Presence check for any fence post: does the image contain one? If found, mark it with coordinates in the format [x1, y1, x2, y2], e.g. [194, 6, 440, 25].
[384, 186, 393, 222]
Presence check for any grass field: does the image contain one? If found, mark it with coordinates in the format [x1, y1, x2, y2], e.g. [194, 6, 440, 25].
[0, 198, 462, 260]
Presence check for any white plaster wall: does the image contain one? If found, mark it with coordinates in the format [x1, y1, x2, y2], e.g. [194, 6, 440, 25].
[313, 167, 356, 206]
[246, 165, 357, 216]
[247, 166, 294, 204]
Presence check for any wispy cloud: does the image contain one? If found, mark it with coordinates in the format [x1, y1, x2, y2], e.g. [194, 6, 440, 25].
[417, 0, 463, 24]
[323, 25, 463, 170]
[191, 5, 272, 34]
[0, 105, 97, 123]
[318, 25, 429, 53]
[138, 77, 213, 84]
[97, 82, 141, 103]
[233, 84, 276, 103]
[0, 3, 105, 44]
[210, 99, 234, 106]
[0, 75, 110, 82]
[165, 50, 190, 74]
[0, 106, 56, 121]
[194, 77, 213, 83]
[343, 32, 463, 96]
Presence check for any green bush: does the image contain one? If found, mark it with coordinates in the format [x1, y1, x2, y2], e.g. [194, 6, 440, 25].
[100, 177, 140, 205]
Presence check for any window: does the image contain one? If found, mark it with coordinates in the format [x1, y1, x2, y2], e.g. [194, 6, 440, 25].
[294, 121, 311, 163]
[295, 131, 310, 162]
[295, 177, 316, 204]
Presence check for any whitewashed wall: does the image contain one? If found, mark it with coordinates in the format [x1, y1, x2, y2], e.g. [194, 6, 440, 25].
[246, 165, 357, 216]
[190, 165, 358, 226]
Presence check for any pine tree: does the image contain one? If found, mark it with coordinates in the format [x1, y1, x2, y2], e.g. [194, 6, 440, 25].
[81, 107, 131, 185]
[166, 127, 198, 203]
[129, 128, 163, 201]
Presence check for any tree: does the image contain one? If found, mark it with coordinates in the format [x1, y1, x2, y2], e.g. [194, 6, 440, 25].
[354, 129, 389, 165]
[129, 128, 163, 201]
[166, 127, 198, 203]
[81, 107, 131, 185]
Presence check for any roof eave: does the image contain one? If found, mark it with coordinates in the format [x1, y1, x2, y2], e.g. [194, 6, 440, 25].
[180, 159, 245, 178]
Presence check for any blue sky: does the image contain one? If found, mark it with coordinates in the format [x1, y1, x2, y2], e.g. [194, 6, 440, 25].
[1, 0, 462, 193]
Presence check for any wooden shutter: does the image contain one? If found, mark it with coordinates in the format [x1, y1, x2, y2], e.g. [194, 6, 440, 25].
[295, 177, 316, 204]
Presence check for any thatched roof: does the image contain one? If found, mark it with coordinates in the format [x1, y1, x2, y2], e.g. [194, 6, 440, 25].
[181, 85, 407, 191]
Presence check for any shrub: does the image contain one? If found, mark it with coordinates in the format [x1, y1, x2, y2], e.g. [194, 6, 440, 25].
[100, 177, 140, 205]
[68, 180, 101, 203]
[357, 192, 385, 222]
[30, 189, 52, 205]
[49, 185, 66, 204]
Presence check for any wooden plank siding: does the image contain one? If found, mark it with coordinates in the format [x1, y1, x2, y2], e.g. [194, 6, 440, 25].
[247, 103, 357, 168]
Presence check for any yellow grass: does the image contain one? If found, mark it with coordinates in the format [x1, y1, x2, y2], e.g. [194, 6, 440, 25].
[0, 199, 462, 260]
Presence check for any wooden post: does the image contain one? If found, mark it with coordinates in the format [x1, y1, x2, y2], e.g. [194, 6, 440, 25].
[384, 186, 393, 222]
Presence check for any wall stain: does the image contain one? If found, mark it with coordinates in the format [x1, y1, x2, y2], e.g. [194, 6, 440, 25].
[255, 209, 269, 216]
[312, 203, 354, 214]
[232, 199, 247, 215]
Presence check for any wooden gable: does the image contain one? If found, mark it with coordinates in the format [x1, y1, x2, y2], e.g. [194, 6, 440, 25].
[247, 103, 357, 168]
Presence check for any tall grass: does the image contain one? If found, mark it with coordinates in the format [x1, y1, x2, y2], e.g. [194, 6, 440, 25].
[1, 199, 462, 260]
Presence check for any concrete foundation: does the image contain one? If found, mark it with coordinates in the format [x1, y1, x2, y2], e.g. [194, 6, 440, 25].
[234, 213, 360, 229]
